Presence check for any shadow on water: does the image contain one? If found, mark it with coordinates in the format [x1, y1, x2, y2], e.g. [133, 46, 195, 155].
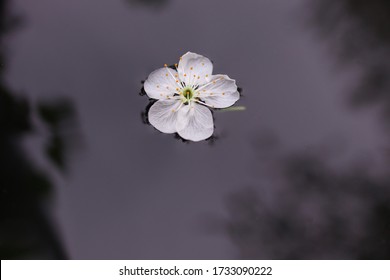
[0, 0, 79, 259]
[218, 0, 390, 259]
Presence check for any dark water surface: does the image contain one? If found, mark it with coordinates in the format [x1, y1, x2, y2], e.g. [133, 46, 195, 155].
[2, 0, 389, 259]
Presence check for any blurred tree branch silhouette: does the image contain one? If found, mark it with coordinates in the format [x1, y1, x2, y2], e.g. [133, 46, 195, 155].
[0, 0, 79, 259]
[221, 0, 390, 259]
[38, 99, 77, 171]
[309, 0, 390, 126]
[224, 150, 390, 259]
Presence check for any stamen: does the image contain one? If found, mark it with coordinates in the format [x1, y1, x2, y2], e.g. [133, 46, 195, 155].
[197, 77, 222, 92]
[173, 101, 184, 113]
[194, 99, 214, 108]
[164, 67, 182, 88]
[189, 73, 197, 88]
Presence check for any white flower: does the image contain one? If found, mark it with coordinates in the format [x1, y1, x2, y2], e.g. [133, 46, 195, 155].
[144, 52, 240, 142]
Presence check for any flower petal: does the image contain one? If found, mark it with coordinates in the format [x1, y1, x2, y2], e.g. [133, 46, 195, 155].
[197, 75, 240, 108]
[176, 103, 214, 142]
[144, 68, 181, 100]
[148, 99, 181, 133]
[177, 52, 213, 87]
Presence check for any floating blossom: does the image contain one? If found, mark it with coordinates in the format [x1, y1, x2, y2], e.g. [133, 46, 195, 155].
[144, 52, 240, 142]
